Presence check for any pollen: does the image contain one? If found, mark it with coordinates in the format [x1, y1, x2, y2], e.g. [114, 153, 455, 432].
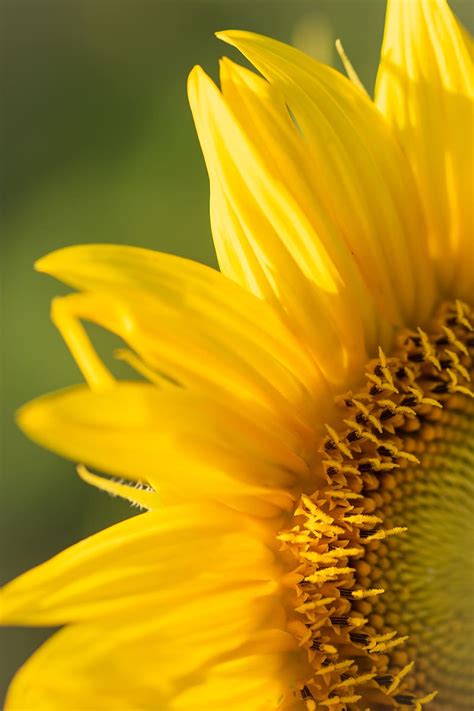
[280, 301, 473, 710]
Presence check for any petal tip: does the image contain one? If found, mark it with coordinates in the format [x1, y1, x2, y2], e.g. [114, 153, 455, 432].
[187, 63, 203, 82]
[34, 253, 53, 274]
[187, 64, 212, 96]
[15, 399, 47, 443]
[34, 246, 75, 279]
[215, 30, 256, 48]
[215, 29, 230, 42]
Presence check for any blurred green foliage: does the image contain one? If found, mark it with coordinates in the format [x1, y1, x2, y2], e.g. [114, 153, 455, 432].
[1, 0, 473, 702]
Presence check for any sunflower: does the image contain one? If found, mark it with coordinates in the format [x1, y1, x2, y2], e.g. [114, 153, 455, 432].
[1, 0, 473, 709]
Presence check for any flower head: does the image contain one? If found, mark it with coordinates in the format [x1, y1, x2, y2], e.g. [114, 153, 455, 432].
[1, 1, 473, 709]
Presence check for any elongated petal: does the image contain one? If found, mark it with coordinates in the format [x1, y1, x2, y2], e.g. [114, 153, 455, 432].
[376, 0, 474, 299]
[37, 244, 328, 454]
[189, 63, 372, 389]
[76, 464, 160, 510]
[17, 383, 302, 515]
[216, 31, 431, 322]
[1, 504, 276, 626]
[171, 653, 297, 711]
[48, 289, 319, 455]
[189, 33, 435, 385]
[35, 244, 318, 393]
[5, 591, 293, 710]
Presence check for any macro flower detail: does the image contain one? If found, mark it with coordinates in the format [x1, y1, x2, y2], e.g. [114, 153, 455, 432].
[1, 1, 473, 710]
[277, 300, 473, 709]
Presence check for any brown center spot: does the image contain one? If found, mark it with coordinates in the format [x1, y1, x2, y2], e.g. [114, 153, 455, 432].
[279, 301, 474, 711]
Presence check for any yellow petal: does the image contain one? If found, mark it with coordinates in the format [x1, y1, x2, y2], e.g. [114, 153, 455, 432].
[49, 289, 321, 455]
[37, 244, 327, 453]
[35, 243, 318, 390]
[171, 653, 294, 711]
[76, 464, 159, 510]
[5, 589, 287, 710]
[216, 31, 434, 318]
[1, 503, 276, 626]
[189, 61, 372, 389]
[190, 33, 436, 372]
[16, 383, 300, 515]
[375, 0, 474, 300]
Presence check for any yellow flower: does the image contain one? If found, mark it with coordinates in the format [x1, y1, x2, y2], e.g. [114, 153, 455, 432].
[1, 1, 473, 709]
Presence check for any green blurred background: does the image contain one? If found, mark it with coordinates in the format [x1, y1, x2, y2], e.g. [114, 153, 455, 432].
[2, 0, 473, 703]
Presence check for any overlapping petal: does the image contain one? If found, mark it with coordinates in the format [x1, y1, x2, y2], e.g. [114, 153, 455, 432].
[0, 504, 278, 626]
[5, 596, 295, 711]
[37, 245, 328, 454]
[17, 383, 303, 515]
[189, 32, 436, 390]
[171, 653, 300, 711]
[189, 61, 371, 388]
[3, 3, 473, 709]
[376, 0, 474, 299]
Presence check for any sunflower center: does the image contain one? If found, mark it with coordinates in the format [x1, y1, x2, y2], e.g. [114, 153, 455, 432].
[365, 389, 474, 710]
[279, 300, 473, 711]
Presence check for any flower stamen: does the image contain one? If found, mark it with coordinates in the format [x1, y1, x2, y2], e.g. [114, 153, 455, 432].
[281, 300, 473, 710]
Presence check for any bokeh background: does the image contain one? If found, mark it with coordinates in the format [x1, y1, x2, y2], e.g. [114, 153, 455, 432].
[2, 0, 473, 702]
